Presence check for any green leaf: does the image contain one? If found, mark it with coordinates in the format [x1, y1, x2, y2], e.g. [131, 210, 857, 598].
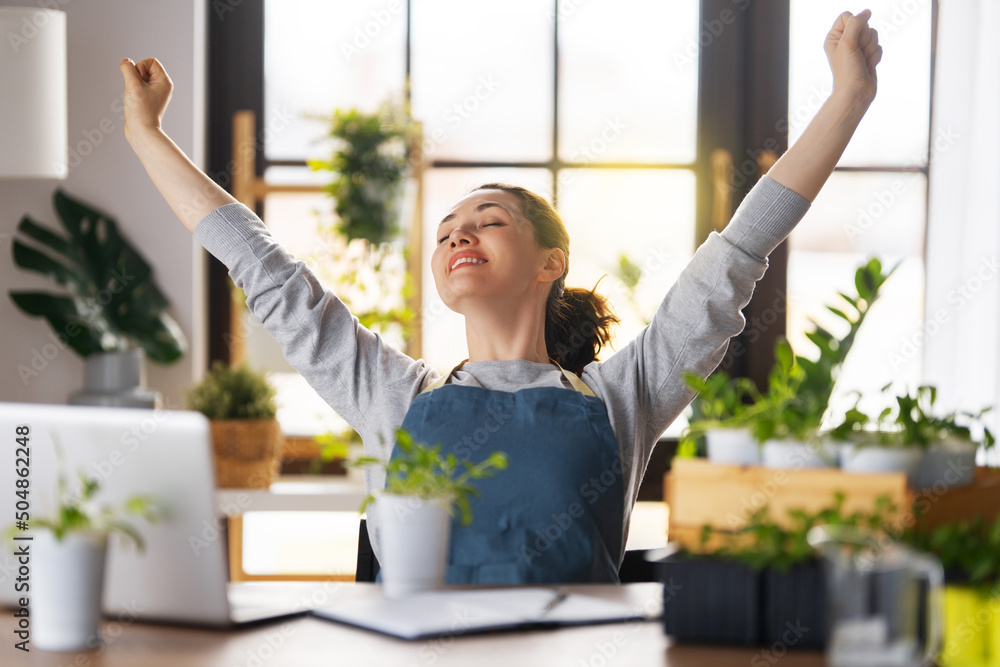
[8, 190, 187, 363]
[826, 306, 852, 323]
[7, 292, 113, 357]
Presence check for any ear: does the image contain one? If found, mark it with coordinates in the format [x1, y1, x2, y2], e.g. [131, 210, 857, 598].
[539, 247, 566, 284]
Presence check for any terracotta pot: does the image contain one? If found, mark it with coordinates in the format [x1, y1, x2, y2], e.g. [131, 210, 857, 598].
[208, 419, 282, 488]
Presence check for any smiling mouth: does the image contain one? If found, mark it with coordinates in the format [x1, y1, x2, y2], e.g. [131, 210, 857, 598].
[450, 257, 487, 272]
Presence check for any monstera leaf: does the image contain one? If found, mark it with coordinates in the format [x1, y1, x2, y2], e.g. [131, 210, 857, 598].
[9, 189, 186, 363]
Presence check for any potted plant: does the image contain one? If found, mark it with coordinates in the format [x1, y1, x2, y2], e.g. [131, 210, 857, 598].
[753, 258, 895, 468]
[5, 443, 158, 651]
[308, 100, 418, 246]
[658, 492, 896, 648]
[349, 428, 507, 599]
[904, 515, 1000, 666]
[680, 370, 762, 465]
[186, 361, 282, 489]
[895, 386, 994, 490]
[9, 189, 187, 407]
[830, 389, 924, 484]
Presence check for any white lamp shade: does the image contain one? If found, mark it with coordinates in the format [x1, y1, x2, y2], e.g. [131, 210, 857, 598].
[0, 7, 67, 179]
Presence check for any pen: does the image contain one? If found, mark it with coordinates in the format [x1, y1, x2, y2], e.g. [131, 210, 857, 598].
[539, 588, 568, 616]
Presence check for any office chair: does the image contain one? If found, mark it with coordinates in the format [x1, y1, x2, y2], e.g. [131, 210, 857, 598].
[354, 519, 657, 583]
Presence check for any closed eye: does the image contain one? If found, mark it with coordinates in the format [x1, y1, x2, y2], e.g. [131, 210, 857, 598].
[438, 221, 502, 244]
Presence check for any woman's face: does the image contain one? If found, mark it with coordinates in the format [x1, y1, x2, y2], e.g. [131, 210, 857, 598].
[431, 189, 560, 313]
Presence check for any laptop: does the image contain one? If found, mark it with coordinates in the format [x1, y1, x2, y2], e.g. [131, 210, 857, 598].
[0, 401, 309, 627]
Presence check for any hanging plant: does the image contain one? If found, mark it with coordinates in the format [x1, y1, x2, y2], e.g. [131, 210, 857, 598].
[308, 99, 418, 245]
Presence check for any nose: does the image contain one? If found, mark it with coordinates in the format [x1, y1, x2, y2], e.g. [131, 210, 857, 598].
[449, 225, 476, 247]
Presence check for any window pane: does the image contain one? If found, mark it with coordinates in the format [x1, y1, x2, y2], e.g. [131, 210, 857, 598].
[245, 183, 407, 437]
[421, 168, 554, 371]
[789, 0, 931, 166]
[559, 0, 699, 163]
[787, 173, 927, 425]
[264, 0, 407, 161]
[243, 512, 359, 575]
[555, 169, 696, 358]
[410, 0, 553, 162]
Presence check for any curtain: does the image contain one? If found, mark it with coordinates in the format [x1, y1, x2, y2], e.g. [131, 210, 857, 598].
[924, 0, 1000, 464]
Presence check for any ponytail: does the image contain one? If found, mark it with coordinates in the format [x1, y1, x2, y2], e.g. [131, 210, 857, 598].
[471, 183, 620, 375]
[545, 282, 619, 376]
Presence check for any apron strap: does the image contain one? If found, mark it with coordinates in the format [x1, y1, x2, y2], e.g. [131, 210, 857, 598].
[420, 359, 595, 397]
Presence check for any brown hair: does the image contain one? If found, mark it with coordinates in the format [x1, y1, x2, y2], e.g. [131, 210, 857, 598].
[472, 183, 620, 375]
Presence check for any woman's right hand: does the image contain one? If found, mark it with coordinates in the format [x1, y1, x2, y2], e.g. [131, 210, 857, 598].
[119, 57, 174, 144]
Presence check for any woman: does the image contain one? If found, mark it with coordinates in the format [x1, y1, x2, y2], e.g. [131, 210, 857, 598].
[121, 10, 882, 584]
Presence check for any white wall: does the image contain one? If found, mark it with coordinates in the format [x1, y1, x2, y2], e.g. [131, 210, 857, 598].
[0, 0, 206, 408]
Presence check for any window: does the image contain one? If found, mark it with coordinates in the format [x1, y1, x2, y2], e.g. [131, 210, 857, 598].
[237, 0, 702, 437]
[206, 0, 937, 577]
[785, 0, 934, 424]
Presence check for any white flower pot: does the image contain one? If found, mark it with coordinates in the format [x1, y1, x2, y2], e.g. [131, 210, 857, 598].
[31, 531, 107, 651]
[376, 494, 451, 599]
[706, 428, 760, 465]
[762, 438, 837, 469]
[914, 439, 978, 490]
[839, 442, 923, 485]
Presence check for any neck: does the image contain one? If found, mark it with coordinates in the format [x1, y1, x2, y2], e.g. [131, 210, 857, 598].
[463, 295, 550, 364]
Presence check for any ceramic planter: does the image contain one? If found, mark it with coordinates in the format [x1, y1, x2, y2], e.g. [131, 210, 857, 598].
[940, 585, 1000, 667]
[706, 428, 760, 465]
[839, 442, 924, 486]
[915, 439, 978, 491]
[31, 530, 108, 651]
[67, 349, 160, 409]
[376, 493, 451, 599]
[761, 439, 837, 469]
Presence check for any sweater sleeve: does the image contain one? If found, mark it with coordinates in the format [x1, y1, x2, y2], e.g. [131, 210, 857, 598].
[592, 175, 810, 506]
[192, 202, 435, 440]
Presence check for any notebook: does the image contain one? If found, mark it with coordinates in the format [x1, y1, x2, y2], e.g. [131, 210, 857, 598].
[0, 401, 307, 627]
[311, 587, 653, 640]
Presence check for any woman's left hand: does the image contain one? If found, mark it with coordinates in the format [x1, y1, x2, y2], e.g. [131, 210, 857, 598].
[825, 9, 882, 105]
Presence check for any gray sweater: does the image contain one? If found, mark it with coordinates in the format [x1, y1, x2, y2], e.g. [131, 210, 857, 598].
[193, 175, 810, 564]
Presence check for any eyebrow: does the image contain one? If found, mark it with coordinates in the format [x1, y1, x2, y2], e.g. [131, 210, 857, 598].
[438, 202, 514, 227]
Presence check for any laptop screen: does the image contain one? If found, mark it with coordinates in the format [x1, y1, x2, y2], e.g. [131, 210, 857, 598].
[0, 402, 234, 625]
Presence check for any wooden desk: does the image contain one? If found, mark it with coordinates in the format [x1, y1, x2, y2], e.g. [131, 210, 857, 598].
[3, 583, 825, 666]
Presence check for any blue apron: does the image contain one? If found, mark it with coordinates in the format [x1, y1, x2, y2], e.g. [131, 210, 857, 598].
[380, 360, 625, 585]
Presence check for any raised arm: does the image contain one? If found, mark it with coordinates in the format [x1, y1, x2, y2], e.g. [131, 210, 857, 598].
[767, 9, 882, 201]
[119, 57, 236, 231]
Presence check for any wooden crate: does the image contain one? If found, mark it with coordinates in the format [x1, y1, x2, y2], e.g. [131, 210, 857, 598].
[911, 466, 1000, 531]
[664, 459, 911, 552]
